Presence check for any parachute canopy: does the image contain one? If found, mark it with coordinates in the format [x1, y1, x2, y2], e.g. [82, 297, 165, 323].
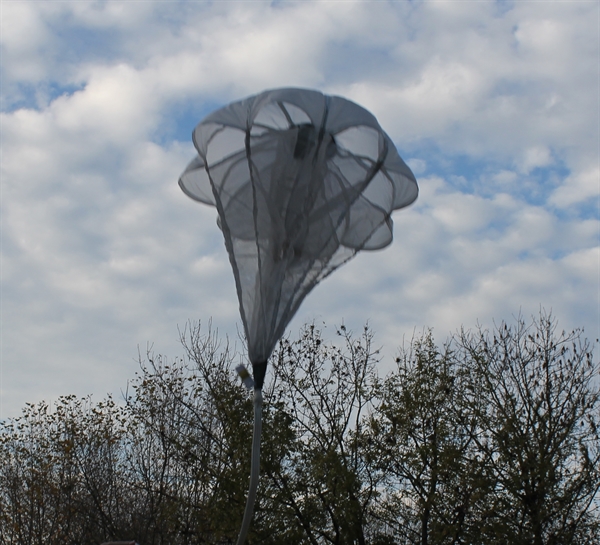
[179, 88, 417, 383]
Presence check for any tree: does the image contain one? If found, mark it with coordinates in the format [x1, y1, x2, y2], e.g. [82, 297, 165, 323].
[0, 395, 131, 545]
[264, 323, 383, 545]
[1, 315, 598, 545]
[457, 313, 600, 544]
[124, 323, 257, 544]
[367, 330, 489, 545]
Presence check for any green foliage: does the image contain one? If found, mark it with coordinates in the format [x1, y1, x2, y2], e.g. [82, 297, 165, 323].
[0, 395, 129, 545]
[0, 314, 598, 545]
[369, 331, 480, 545]
[457, 314, 600, 545]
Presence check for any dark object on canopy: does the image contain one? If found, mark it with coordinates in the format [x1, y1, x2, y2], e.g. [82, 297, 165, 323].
[179, 88, 418, 385]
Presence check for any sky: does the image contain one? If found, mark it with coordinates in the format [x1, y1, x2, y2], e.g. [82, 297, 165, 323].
[1, 0, 598, 419]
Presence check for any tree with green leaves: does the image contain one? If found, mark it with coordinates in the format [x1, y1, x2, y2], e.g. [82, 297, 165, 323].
[1, 315, 598, 545]
[0, 395, 130, 545]
[367, 330, 487, 545]
[264, 323, 383, 545]
[457, 313, 600, 545]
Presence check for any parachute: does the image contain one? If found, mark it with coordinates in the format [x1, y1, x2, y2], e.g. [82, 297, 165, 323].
[179, 87, 418, 544]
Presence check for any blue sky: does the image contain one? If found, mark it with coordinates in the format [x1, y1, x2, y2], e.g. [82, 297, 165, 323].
[1, 0, 599, 419]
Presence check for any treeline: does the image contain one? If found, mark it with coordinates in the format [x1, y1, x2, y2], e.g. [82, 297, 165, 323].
[0, 314, 599, 545]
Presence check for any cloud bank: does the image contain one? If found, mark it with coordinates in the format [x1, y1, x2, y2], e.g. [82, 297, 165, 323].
[2, 0, 598, 418]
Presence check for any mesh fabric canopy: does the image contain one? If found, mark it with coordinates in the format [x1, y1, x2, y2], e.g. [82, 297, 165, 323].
[179, 88, 418, 380]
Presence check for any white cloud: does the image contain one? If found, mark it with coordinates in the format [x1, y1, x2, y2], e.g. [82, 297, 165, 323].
[549, 166, 600, 207]
[0, 1, 55, 82]
[1, 0, 598, 418]
[517, 146, 553, 174]
[407, 158, 427, 175]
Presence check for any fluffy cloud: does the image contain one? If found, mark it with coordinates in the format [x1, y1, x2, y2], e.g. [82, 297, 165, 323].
[1, 0, 597, 418]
